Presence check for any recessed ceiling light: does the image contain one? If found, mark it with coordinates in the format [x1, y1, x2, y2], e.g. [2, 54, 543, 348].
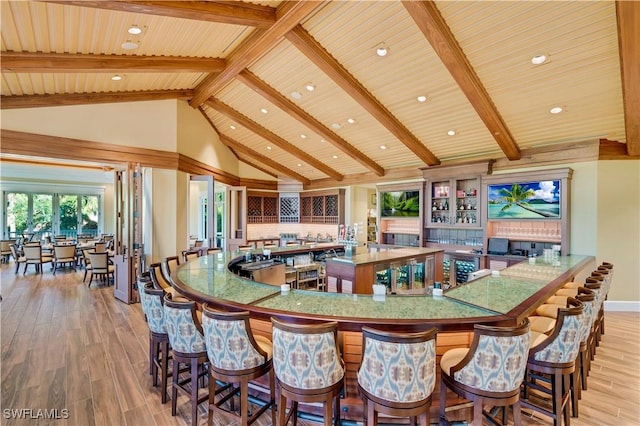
[376, 44, 388, 57]
[550, 106, 564, 114]
[111, 74, 123, 81]
[266, 146, 272, 150]
[127, 25, 142, 35]
[297, 163, 302, 167]
[121, 41, 138, 50]
[291, 91, 302, 100]
[320, 139, 326, 143]
[260, 108, 268, 114]
[332, 155, 338, 159]
[305, 82, 315, 92]
[347, 118, 356, 124]
[417, 95, 428, 103]
[380, 145, 387, 150]
[230, 125, 236, 130]
[447, 130, 456, 136]
[300, 134, 307, 139]
[531, 54, 548, 65]
[331, 123, 341, 130]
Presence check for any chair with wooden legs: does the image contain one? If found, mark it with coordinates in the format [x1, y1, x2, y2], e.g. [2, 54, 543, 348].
[22, 245, 53, 274]
[163, 294, 209, 426]
[93, 241, 107, 253]
[9, 244, 26, 274]
[138, 279, 171, 404]
[521, 298, 583, 426]
[52, 243, 77, 273]
[357, 326, 437, 426]
[86, 252, 114, 286]
[0, 240, 15, 263]
[439, 320, 530, 426]
[271, 318, 345, 426]
[182, 250, 200, 263]
[201, 305, 276, 426]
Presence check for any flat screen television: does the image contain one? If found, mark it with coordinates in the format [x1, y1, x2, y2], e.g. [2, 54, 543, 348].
[487, 180, 561, 219]
[380, 190, 420, 217]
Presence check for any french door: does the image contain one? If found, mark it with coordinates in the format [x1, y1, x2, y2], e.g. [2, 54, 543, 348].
[3, 191, 101, 240]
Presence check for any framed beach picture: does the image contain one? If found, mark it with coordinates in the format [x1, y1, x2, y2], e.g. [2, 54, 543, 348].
[487, 180, 561, 219]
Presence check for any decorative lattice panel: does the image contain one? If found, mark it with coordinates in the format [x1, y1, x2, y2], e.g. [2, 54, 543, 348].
[279, 196, 299, 223]
[301, 197, 312, 223]
[247, 196, 262, 223]
[263, 197, 278, 223]
[325, 195, 339, 223]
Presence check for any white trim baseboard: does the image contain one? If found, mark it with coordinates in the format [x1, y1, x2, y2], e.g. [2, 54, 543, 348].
[604, 300, 640, 312]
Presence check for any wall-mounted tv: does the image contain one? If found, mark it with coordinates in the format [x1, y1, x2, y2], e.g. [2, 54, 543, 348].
[380, 190, 420, 217]
[487, 180, 560, 219]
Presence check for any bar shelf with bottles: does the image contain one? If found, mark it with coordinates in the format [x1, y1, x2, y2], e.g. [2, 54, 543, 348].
[428, 178, 480, 226]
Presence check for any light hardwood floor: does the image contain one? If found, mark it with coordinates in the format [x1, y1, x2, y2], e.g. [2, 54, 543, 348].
[1, 262, 638, 425]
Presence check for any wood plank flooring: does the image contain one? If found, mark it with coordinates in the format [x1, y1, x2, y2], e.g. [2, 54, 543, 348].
[1, 262, 638, 425]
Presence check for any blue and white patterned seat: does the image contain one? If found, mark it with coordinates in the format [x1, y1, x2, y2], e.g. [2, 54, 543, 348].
[357, 326, 437, 425]
[271, 318, 345, 426]
[521, 297, 583, 426]
[139, 278, 171, 404]
[163, 294, 208, 426]
[201, 305, 275, 426]
[439, 320, 530, 425]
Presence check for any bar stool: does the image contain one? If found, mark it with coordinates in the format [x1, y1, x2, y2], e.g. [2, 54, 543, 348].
[357, 326, 437, 426]
[271, 318, 345, 426]
[521, 298, 583, 426]
[439, 320, 530, 426]
[572, 287, 596, 414]
[163, 294, 209, 426]
[149, 262, 175, 295]
[162, 255, 181, 284]
[201, 305, 276, 426]
[139, 280, 171, 404]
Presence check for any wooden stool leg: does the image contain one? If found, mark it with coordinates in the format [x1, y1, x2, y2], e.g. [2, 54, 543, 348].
[171, 359, 179, 416]
[161, 341, 170, 404]
[190, 359, 199, 426]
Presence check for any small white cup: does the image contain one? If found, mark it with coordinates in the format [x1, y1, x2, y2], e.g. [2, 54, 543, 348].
[432, 288, 443, 297]
[281, 284, 290, 293]
[491, 270, 500, 277]
[529, 257, 536, 264]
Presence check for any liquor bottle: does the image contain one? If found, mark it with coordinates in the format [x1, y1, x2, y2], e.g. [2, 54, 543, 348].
[444, 200, 449, 210]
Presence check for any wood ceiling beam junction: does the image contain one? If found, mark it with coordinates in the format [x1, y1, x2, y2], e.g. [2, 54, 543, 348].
[236, 70, 385, 176]
[286, 26, 440, 167]
[206, 99, 343, 181]
[402, 0, 521, 161]
[1, 52, 226, 73]
[41, 1, 277, 27]
[190, 1, 327, 107]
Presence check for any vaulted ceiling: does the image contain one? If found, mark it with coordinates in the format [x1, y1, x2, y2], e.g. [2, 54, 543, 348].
[2, 1, 638, 186]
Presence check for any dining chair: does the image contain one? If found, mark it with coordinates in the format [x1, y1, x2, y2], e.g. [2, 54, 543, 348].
[439, 320, 530, 426]
[521, 298, 583, 426]
[22, 245, 53, 274]
[201, 305, 276, 426]
[271, 318, 345, 426]
[149, 262, 175, 296]
[94, 241, 107, 253]
[357, 326, 437, 426]
[53, 244, 77, 273]
[162, 256, 181, 285]
[163, 294, 209, 426]
[9, 244, 26, 274]
[87, 252, 114, 286]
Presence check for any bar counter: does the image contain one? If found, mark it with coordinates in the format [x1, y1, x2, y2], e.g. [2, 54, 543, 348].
[170, 250, 595, 421]
[171, 250, 594, 332]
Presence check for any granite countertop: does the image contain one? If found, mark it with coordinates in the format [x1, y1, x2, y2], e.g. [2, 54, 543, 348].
[328, 247, 443, 266]
[173, 251, 592, 322]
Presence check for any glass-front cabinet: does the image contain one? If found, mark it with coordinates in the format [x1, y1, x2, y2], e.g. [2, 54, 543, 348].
[428, 177, 480, 226]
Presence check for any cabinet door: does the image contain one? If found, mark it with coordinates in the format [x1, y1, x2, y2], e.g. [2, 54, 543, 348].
[429, 180, 452, 225]
[454, 178, 480, 225]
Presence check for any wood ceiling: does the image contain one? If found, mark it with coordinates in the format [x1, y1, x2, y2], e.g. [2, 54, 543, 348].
[1, 1, 638, 186]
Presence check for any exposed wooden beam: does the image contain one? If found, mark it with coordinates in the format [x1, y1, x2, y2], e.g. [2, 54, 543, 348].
[42, 1, 277, 27]
[1, 52, 226, 73]
[599, 139, 640, 160]
[236, 71, 385, 176]
[616, 1, 640, 156]
[206, 98, 343, 181]
[233, 151, 280, 179]
[1, 89, 193, 109]
[219, 134, 310, 185]
[286, 26, 440, 167]
[402, 1, 521, 161]
[190, 1, 326, 107]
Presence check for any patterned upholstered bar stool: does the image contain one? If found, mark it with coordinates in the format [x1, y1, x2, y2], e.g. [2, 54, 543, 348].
[201, 305, 275, 426]
[138, 278, 171, 404]
[572, 288, 596, 415]
[584, 276, 604, 359]
[149, 262, 175, 295]
[521, 298, 583, 426]
[357, 327, 437, 426]
[163, 294, 209, 426]
[439, 320, 530, 426]
[271, 318, 345, 426]
[162, 255, 181, 284]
